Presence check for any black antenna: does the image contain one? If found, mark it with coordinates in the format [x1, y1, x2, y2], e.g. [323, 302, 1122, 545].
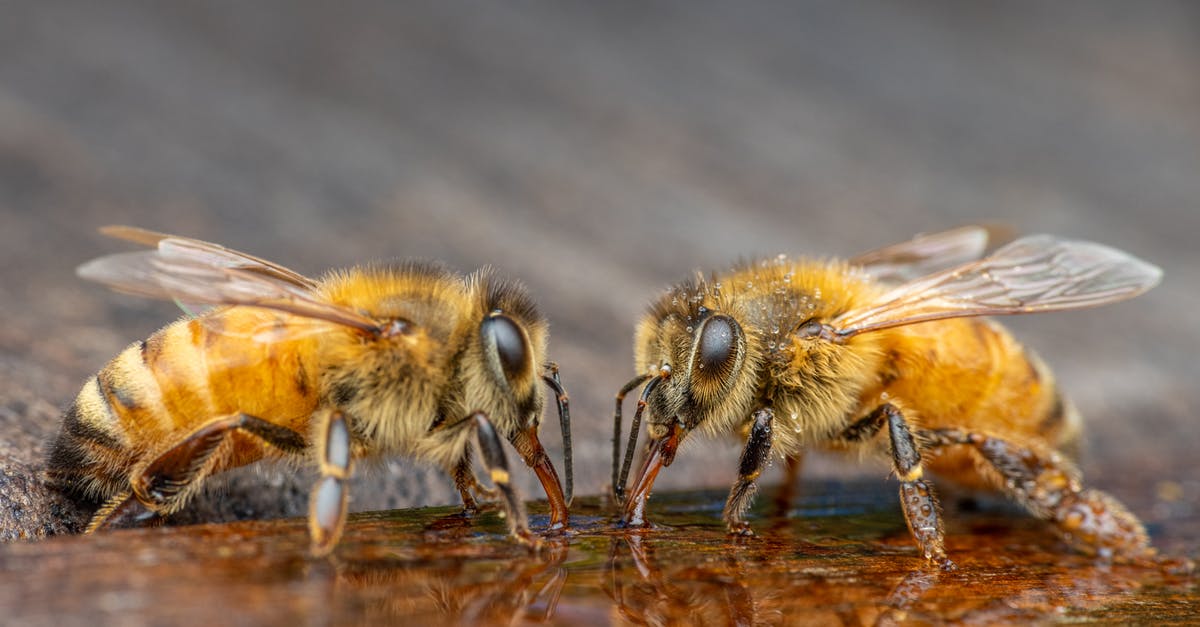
[614, 366, 671, 502]
[542, 363, 572, 505]
[612, 373, 652, 501]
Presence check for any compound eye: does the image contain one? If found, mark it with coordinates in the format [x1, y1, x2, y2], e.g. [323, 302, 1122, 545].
[696, 314, 742, 377]
[482, 313, 529, 381]
[796, 319, 824, 339]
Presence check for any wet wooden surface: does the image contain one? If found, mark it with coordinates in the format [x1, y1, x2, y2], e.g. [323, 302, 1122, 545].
[2, 483, 1196, 626]
[2, 1, 1199, 623]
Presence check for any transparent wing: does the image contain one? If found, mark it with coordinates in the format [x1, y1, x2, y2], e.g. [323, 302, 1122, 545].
[832, 235, 1162, 338]
[194, 313, 346, 344]
[78, 226, 381, 333]
[850, 226, 998, 284]
[100, 225, 318, 290]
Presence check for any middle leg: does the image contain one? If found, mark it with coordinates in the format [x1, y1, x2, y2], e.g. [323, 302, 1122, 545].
[839, 404, 954, 570]
[452, 451, 498, 516]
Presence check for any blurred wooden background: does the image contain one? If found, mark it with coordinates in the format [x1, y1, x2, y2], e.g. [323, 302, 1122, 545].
[1, 1, 1197, 544]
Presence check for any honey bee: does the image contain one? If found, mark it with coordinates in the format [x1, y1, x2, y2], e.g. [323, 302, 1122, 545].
[47, 226, 572, 555]
[613, 227, 1164, 569]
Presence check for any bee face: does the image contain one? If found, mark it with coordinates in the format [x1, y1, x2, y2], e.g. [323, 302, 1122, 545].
[641, 310, 750, 443]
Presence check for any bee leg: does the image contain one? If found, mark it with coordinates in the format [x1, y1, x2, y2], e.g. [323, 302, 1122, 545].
[309, 409, 352, 557]
[470, 412, 538, 548]
[723, 408, 774, 536]
[927, 429, 1155, 563]
[847, 404, 954, 570]
[891, 410, 955, 570]
[112, 413, 308, 528]
[452, 453, 499, 516]
[772, 453, 804, 517]
[86, 490, 162, 533]
[452, 456, 481, 515]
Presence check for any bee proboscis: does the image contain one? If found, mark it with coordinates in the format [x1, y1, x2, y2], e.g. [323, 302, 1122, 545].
[48, 226, 573, 554]
[613, 227, 1166, 569]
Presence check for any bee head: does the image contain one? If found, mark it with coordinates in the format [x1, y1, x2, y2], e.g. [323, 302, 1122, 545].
[634, 296, 758, 444]
[617, 303, 757, 520]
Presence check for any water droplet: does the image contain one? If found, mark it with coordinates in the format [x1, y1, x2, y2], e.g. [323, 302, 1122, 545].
[685, 326, 693, 333]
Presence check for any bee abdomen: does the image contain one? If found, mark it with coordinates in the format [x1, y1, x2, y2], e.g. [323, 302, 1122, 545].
[47, 374, 137, 503]
[45, 329, 183, 502]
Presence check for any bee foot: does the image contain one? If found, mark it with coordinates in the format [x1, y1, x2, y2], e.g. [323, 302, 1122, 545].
[726, 522, 755, 537]
[1145, 554, 1195, 576]
[514, 530, 545, 552]
[932, 556, 957, 572]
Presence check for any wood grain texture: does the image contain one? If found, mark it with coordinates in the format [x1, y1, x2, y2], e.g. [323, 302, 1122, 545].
[0, 1, 1197, 547]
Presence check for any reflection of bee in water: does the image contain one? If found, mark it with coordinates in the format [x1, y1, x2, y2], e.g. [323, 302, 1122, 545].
[613, 227, 1165, 569]
[605, 535, 781, 626]
[333, 545, 567, 623]
[47, 226, 572, 555]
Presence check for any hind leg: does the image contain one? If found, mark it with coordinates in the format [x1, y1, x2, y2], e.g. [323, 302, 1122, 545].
[86, 491, 160, 533]
[87, 413, 307, 533]
[926, 428, 1153, 562]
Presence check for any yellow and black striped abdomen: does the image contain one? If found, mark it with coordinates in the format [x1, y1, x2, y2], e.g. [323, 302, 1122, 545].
[882, 317, 1080, 491]
[48, 307, 322, 504]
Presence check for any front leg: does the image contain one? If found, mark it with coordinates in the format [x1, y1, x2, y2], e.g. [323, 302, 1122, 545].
[840, 404, 954, 570]
[471, 412, 538, 547]
[723, 408, 774, 536]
